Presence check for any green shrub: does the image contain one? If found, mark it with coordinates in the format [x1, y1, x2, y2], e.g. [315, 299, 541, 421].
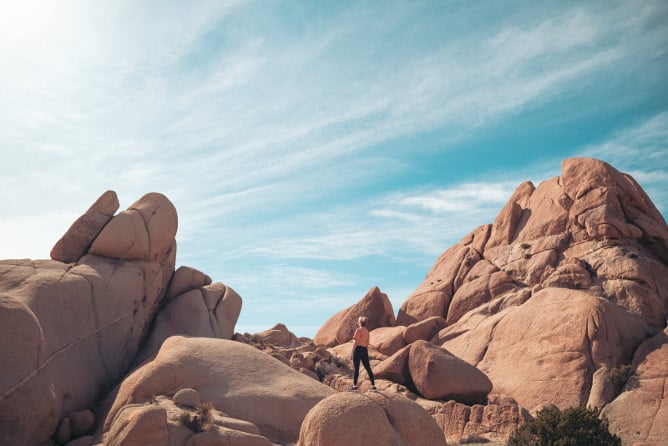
[506, 406, 620, 446]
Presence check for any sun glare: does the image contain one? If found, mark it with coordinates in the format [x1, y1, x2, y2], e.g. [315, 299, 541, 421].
[0, 0, 61, 49]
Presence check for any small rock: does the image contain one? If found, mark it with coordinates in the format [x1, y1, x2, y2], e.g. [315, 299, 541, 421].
[174, 388, 201, 407]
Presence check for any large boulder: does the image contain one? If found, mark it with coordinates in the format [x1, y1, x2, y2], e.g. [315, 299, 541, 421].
[103, 336, 335, 444]
[602, 327, 668, 445]
[438, 288, 652, 411]
[0, 256, 174, 445]
[410, 340, 492, 404]
[375, 340, 492, 404]
[136, 281, 242, 362]
[314, 286, 395, 346]
[89, 192, 178, 262]
[297, 391, 447, 446]
[369, 326, 407, 356]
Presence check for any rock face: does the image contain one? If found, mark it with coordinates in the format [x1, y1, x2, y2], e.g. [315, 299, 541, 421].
[437, 289, 652, 410]
[393, 158, 668, 444]
[297, 391, 447, 446]
[0, 192, 178, 446]
[2, 158, 667, 445]
[602, 327, 668, 445]
[103, 336, 335, 444]
[136, 279, 242, 363]
[314, 286, 395, 346]
[0, 191, 242, 446]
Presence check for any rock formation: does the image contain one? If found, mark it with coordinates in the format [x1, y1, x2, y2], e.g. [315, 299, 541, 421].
[1, 157, 667, 445]
[395, 158, 668, 444]
[102, 336, 335, 445]
[0, 191, 242, 446]
[314, 286, 395, 346]
[313, 158, 668, 444]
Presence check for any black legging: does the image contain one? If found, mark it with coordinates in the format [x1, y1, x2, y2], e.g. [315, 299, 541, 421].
[353, 346, 375, 386]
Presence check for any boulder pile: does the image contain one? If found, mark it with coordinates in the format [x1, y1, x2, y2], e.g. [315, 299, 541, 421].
[1, 157, 666, 445]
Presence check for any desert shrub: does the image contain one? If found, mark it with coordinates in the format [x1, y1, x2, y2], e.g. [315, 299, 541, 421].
[196, 401, 214, 423]
[178, 410, 203, 432]
[178, 401, 215, 433]
[609, 364, 633, 389]
[506, 406, 620, 446]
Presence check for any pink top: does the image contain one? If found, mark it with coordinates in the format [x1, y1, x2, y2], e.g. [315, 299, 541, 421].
[352, 327, 370, 347]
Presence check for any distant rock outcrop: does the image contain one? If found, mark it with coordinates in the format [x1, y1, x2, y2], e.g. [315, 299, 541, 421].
[314, 286, 395, 346]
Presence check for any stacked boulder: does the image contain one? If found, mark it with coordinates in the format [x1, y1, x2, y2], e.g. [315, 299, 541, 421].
[395, 158, 668, 444]
[0, 191, 242, 446]
[309, 158, 668, 444]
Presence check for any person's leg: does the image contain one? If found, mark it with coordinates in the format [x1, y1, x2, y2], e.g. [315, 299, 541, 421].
[360, 347, 375, 386]
[353, 347, 362, 386]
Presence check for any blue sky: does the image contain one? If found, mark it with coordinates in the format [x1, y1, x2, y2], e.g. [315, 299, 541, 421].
[1, 1, 666, 337]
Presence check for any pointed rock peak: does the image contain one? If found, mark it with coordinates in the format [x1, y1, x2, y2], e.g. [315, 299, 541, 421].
[50, 190, 120, 263]
[399, 157, 668, 330]
[313, 286, 396, 346]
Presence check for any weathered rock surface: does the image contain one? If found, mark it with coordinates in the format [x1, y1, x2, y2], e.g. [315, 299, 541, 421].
[0, 191, 243, 446]
[254, 323, 301, 347]
[136, 281, 242, 363]
[314, 286, 395, 346]
[0, 191, 178, 446]
[369, 317, 448, 357]
[103, 336, 335, 444]
[104, 394, 273, 446]
[602, 327, 668, 445]
[3, 158, 668, 445]
[375, 340, 492, 404]
[438, 288, 652, 410]
[419, 394, 530, 443]
[50, 190, 120, 263]
[400, 158, 668, 329]
[297, 391, 447, 446]
[393, 158, 668, 444]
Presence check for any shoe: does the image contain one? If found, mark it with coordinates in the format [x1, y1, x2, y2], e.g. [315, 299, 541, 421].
[370, 386, 377, 392]
[347, 386, 358, 392]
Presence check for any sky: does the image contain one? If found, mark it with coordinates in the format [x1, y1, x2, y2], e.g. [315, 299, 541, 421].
[1, 0, 666, 338]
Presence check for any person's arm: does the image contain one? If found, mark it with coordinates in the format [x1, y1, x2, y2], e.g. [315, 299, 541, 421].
[350, 329, 360, 360]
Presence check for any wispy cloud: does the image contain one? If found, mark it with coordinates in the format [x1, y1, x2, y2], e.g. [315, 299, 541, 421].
[1, 1, 665, 336]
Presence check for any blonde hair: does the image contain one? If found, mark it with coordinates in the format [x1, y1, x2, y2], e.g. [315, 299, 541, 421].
[358, 316, 368, 327]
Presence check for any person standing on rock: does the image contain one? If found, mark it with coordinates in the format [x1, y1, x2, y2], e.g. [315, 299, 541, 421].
[349, 316, 376, 391]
